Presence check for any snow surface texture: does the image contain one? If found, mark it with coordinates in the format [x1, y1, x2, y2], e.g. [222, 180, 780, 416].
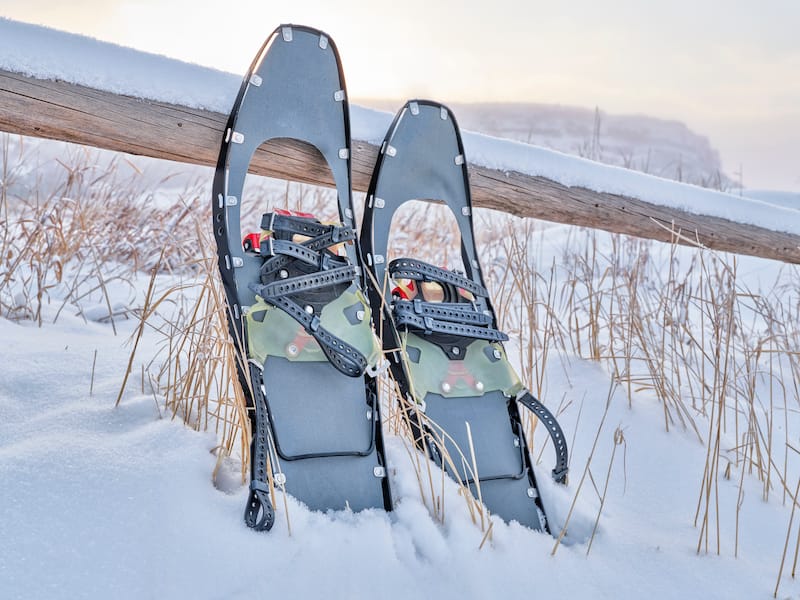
[1, 18, 799, 236]
[1, 242, 797, 600]
[2, 18, 800, 599]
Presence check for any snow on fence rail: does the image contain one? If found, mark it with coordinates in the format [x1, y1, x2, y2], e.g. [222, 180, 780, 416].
[0, 66, 798, 264]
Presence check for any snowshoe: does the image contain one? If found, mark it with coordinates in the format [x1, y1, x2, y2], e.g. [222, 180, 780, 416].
[213, 25, 392, 531]
[360, 100, 568, 532]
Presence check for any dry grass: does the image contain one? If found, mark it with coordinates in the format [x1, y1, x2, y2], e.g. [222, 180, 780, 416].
[0, 136, 205, 326]
[479, 214, 800, 578]
[4, 135, 800, 579]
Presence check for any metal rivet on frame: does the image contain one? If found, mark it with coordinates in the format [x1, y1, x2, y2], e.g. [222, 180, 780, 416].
[232, 257, 244, 268]
[385, 145, 397, 157]
[319, 34, 328, 49]
[461, 206, 471, 216]
[339, 148, 349, 159]
[440, 107, 448, 120]
[249, 74, 262, 87]
[334, 89, 345, 102]
[226, 196, 238, 206]
[281, 26, 293, 42]
[454, 154, 465, 165]
[231, 131, 244, 144]
[409, 101, 419, 115]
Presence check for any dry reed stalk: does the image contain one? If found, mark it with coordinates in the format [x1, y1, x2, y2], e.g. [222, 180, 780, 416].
[115, 248, 165, 407]
[775, 477, 800, 597]
[552, 381, 617, 555]
[89, 348, 97, 396]
[587, 426, 626, 555]
[8, 137, 800, 573]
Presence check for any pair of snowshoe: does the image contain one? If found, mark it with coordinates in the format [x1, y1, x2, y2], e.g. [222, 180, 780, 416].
[212, 24, 568, 534]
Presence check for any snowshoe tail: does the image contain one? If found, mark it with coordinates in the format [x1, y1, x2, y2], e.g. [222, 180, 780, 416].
[213, 25, 392, 530]
[360, 100, 567, 532]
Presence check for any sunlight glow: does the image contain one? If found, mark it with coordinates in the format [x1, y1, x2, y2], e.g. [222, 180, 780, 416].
[2, 0, 798, 190]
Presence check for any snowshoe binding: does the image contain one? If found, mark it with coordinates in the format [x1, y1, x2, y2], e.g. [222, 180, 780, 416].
[360, 100, 568, 532]
[213, 25, 392, 531]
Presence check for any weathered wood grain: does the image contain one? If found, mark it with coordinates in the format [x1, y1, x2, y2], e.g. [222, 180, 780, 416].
[1, 69, 798, 264]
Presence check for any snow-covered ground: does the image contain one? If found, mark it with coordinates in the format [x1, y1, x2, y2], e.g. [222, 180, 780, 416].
[0, 247, 797, 600]
[745, 189, 800, 211]
[2, 15, 800, 600]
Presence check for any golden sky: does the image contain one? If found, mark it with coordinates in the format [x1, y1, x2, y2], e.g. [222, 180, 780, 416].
[3, 0, 799, 191]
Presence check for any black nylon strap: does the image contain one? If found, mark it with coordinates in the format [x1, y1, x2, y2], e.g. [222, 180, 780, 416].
[393, 307, 509, 342]
[516, 391, 569, 484]
[259, 228, 355, 278]
[262, 238, 328, 267]
[389, 258, 488, 297]
[261, 212, 350, 242]
[244, 362, 276, 531]
[251, 213, 367, 377]
[395, 298, 493, 326]
[250, 265, 358, 299]
[265, 295, 368, 377]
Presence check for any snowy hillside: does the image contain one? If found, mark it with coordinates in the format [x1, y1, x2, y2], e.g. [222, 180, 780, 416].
[367, 100, 732, 189]
[2, 17, 800, 600]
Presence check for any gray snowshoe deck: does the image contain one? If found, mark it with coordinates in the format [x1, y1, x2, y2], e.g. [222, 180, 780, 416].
[360, 100, 567, 532]
[213, 25, 391, 530]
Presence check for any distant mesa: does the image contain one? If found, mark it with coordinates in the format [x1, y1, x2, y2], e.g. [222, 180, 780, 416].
[362, 100, 734, 192]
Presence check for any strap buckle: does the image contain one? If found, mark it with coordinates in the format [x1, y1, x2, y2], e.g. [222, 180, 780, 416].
[249, 479, 270, 493]
[423, 316, 434, 334]
[552, 466, 569, 484]
[319, 253, 333, 271]
[261, 236, 275, 257]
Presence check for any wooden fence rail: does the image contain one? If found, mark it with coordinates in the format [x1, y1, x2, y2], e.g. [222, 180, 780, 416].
[1, 69, 798, 264]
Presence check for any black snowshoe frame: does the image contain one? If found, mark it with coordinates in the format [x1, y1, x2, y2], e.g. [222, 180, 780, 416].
[360, 100, 568, 532]
[213, 24, 392, 531]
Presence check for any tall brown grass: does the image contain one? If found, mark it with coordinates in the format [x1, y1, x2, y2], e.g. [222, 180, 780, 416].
[4, 135, 800, 583]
